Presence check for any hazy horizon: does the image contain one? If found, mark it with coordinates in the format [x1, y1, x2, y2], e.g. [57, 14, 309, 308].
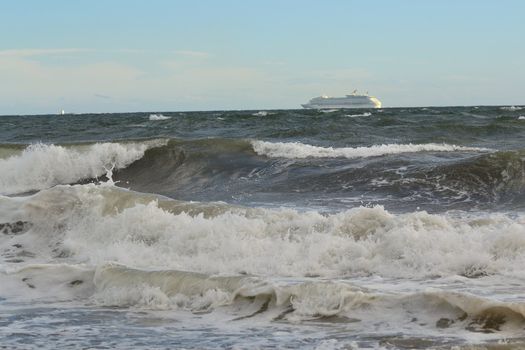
[2, 102, 525, 117]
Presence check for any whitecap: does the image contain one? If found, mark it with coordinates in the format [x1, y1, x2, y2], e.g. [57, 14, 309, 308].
[252, 111, 275, 117]
[3, 185, 523, 280]
[149, 114, 171, 121]
[0, 140, 166, 195]
[345, 112, 372, 118]
[501, 106, 523, 111]
[251, 140, 490, 159]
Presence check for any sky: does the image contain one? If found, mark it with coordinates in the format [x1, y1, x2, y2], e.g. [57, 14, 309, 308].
[1, 0, 524, 114]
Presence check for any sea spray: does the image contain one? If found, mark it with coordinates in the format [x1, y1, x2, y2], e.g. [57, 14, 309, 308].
[0, 140, 166, 195]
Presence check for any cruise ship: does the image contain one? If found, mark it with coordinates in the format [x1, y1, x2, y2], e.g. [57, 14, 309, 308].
[302, 90, 381, 109]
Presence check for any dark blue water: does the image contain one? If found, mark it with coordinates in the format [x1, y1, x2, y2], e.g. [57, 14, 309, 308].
[2, 106, 524, 212]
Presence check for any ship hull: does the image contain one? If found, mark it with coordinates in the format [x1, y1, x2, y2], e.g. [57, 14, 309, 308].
[302, 95, 382, 109]
[302, 103, 378, 109]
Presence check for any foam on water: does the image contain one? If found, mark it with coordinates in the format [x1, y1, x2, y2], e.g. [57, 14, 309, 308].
[0, 140, 166, 195]
[501, 106, 523, 111]
[252, 111, 274, 117]
[345, 112, 372, 118]
[2, 183, 525, 346]
[251, 140, 490, 159]
[4, 261, 525, 338]
[148, 114, 171, 120]
[2, 184, 524, 280]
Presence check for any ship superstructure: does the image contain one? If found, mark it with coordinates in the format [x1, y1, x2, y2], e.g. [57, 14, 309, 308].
[302, 90, 381, 109]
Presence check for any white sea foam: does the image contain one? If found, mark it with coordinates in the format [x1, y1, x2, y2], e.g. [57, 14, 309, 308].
[251, 140, 490, 159]
[345, 112, 372, 118]
[3, 184, 525, 344]
[149, 114, 171, 120]
[3, 184, 524, 281]
[518, 116, 525, 120]
[0, 140, 165, 195]
[501, 106, 523, 111]
[252, 111, 274, 117]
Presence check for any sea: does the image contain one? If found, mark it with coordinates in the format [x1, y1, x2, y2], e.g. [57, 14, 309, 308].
[1, 106, 525, 349]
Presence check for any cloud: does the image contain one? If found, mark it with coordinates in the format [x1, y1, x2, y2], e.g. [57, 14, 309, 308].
[0, 48, 213, 60]
[0, 55, 143, 111]
[0, 48, 152, 58]
[173, 50, 211, 58]
[0, 48, 94, 57]
[262, 60, 286, 66]
[94, 93, 112, 99]
[0, 49, 375, 112]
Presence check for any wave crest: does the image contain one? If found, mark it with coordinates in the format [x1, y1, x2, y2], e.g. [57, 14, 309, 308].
[251, 140, 490, 159]
[4, 185, 525, 279]
[0, 140, 166, 195]
[149, 114, 171, 121]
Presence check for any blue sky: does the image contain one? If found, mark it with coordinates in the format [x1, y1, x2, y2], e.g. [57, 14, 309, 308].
[1, 0, 524, 114]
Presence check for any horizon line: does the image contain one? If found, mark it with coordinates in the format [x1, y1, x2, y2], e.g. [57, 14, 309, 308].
[1, 103, 524, 117]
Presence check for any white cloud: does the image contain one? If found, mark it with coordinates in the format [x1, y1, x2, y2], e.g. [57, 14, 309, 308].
[0, 48, 94, 57]
[173, 50, 211, 58]
[0, 55, 145, 113]
[0, 48, 377, 112]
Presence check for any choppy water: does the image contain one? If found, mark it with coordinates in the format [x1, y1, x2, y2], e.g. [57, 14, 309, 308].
[1, 106, 525, 349]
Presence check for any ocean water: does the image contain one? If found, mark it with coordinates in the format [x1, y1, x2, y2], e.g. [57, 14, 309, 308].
[1, 106, 525, 349]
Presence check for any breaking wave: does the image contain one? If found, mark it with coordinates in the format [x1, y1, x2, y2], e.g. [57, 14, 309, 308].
[0, 140, 166, 195]
[2, 184, 525, 279]
[345, 112, 372, 118]
[501, 106, 523, 111]
[1, 182, 525, 337]
[149, 114, 171, 121]
[251, 140, 490, 159]
[2, 138, 522, 210]
[4, 262, 525, 333]
[252, 111, 275, 117]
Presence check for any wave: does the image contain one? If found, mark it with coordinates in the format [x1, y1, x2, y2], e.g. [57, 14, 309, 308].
[2, 184, 524, 280]
[5, 260, 525, 333]
[345, 112, 372, 118]
[252, 111, 274, 117]
[501, 106, 523, 111]
[0, 140, 166, 195]
[251, 140, 490, 159]
[149, 114, 171, 120]
[0, 144, 26, 160]
[2, 183, 525, 337]
[1, 138, 521, 209]
[92, 265, 525, 330]
[427, 149, 525, 199]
